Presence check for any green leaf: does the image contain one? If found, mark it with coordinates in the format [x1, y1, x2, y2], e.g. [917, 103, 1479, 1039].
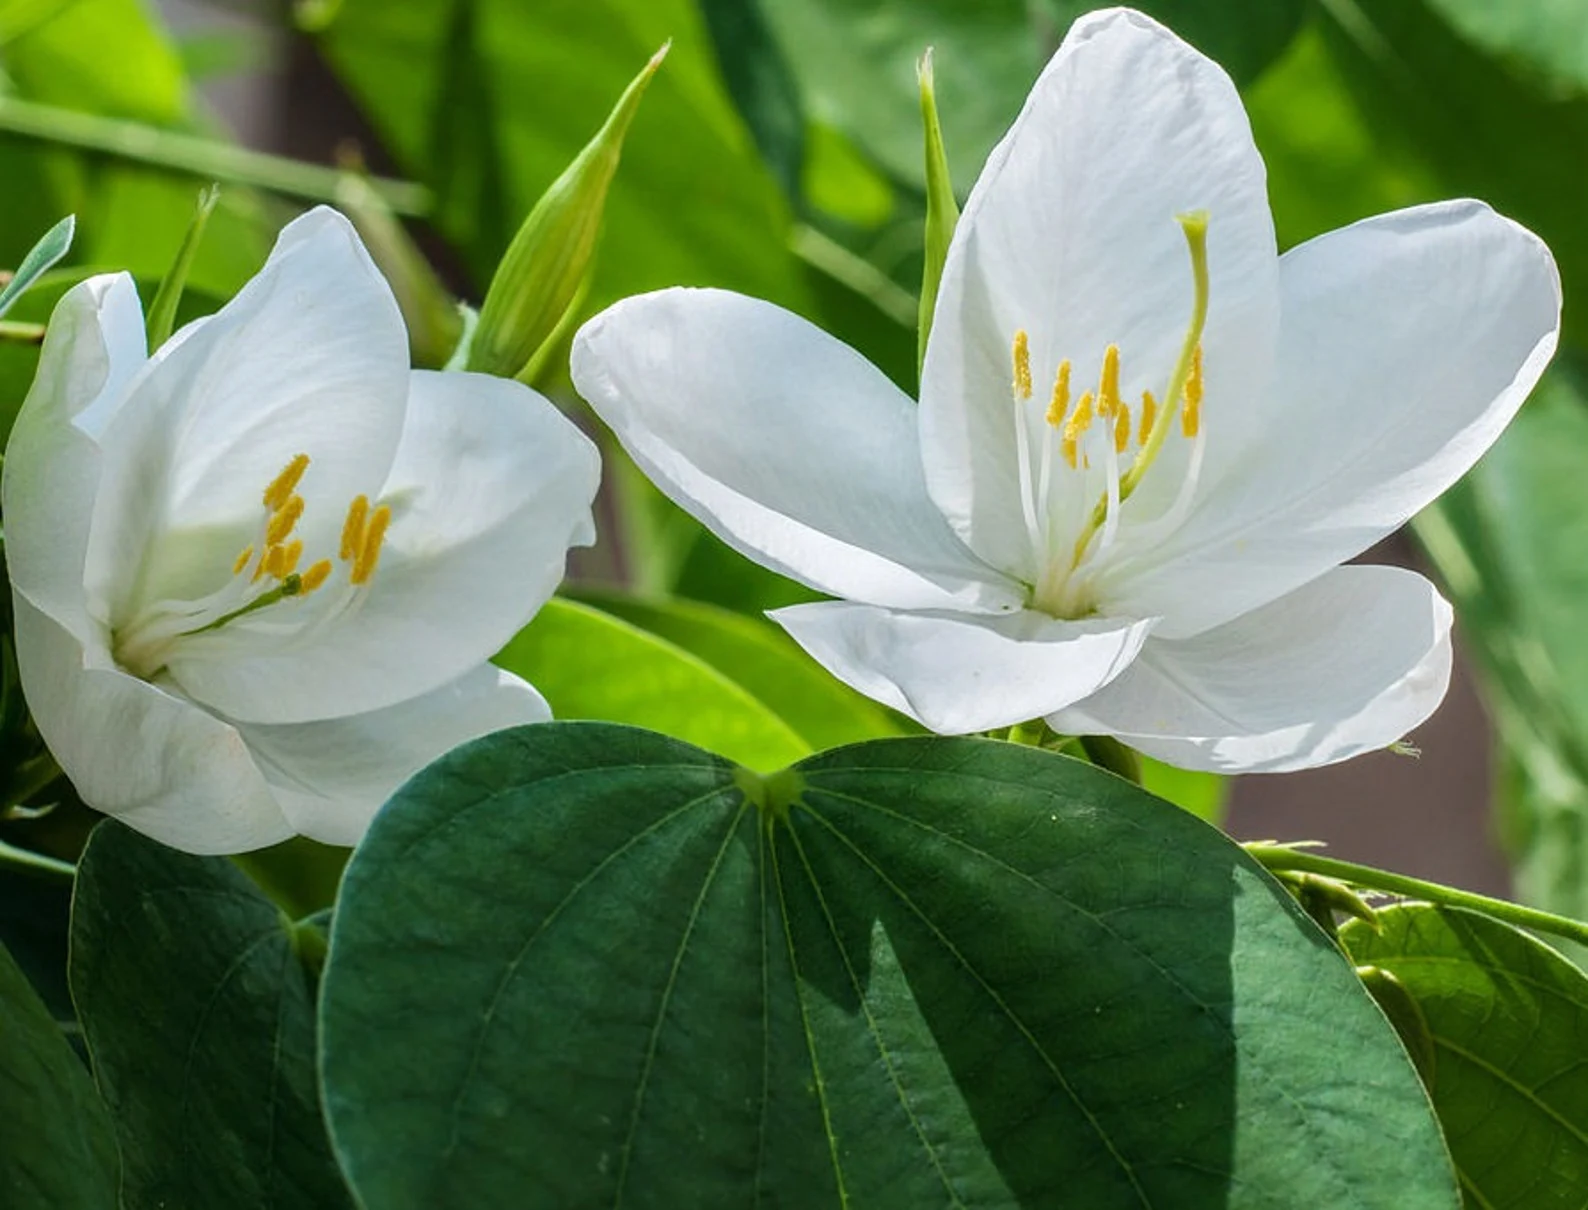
[570, 587, 912, 749]
[496, 598, 811, 770]
[69, 822, 354, 1210]
[321, 723, 1458, 1208]
[0, 940, 117, 1209]
[0, 214, 73, 321]
[756, 0, 1306, 191]
[1342, 904, 1588, 1207]
[313, 0, 809, 314]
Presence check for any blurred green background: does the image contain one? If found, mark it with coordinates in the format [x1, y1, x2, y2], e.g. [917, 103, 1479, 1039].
[5, 0, 1586, 913]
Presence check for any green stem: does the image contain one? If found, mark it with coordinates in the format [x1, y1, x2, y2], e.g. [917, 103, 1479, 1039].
[0, 837, 74, 881]
[1079, 734, 1142, 785]
[1246, 843, 1588, 949]
[0, 320, 45, 343]
[0, 96, 431, 216]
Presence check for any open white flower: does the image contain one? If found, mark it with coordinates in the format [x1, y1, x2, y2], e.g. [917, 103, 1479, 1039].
[3, 207, 600, 853]
[572, 7, 1559, 773]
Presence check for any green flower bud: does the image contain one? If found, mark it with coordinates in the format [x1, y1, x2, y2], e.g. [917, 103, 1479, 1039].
[917, 47, 958, 374]
[467, 42, 669, 382]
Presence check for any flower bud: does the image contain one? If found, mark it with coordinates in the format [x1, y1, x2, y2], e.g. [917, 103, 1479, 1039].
[467, 43, 668, 382]
[916, 47, 958, 374]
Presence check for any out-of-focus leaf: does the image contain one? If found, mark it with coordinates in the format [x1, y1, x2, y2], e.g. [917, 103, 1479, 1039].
[756, 0, 1306, 190]
[314, 0, 809, 314]
[1419, 0, 1588, 98]
[496, 598, 810, 771]
[698, 0, 805, 199]
[1140, 757, 1229, 825]
[0, 214, 71, 320]
[572, 587, 913, 750]
[1319, 0, 1588, 346]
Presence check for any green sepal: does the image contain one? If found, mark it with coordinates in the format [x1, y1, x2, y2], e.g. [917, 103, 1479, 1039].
[466, 42, 668, 381]
[145, 184, 219, 353]
[916, 47, 957, 375]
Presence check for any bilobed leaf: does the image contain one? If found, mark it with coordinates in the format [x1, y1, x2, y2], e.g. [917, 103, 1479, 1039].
[68, 822, 353, 1210]
[496, 597, 811, 770]
[0, 939, 117, 1209]
[1342, 904, 1588, 1208]
[320, 722, 1458, 1209]
[571, 587, 912, 749]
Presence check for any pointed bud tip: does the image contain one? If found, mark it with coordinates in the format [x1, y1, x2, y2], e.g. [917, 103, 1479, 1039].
[648, 40, 672, 72]
[917, 46, 936, 87]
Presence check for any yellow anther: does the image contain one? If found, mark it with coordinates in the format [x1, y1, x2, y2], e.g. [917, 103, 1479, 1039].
[266, 494, 305, 546]
[231, 545, 255, 577]
[1097, 344, 1121, 418]
[1182, 344, 1203, 438]
[351, 504, 392, 586]
[300, 559, 333, 595]
[340, 495, 370, 562]
[1114, 401, 1131, 454]
[1011, 329, 1033, 401]
[1045, 360, 1071, 427]
[263, 453, 310, 512]
[260, 544, 289, 581]
[1061, 390, 1095, 469]
[280, 539, 304, 576]
[1139, 391, 1158, 445]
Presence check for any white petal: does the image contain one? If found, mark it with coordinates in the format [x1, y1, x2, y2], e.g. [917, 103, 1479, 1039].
[771, 600, 1153, 734]
[2, 274, 145, 646]
[167, 371, 599, 724]
[1050, 566, 1453, 773]
[234, 664, 549, 847]
[85, 207, 412, 629]
[920, 7, 1279, 577]
[11, 595, 292, 855]
[573, 288, 1021, 612]
[1105, 200, 1560, 638]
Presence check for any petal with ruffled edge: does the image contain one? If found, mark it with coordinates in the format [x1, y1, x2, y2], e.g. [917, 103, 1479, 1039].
[12, 596, 292, 855]
[1103, 201, 1559, 639]
[234, 664, 549, 847]
[770, 600, 1154, 734]
[167, 370, 599, 724]
[3, 274, 146, 647]
[84, 207, 412, 631]
[1050, 566, 1453, 773]
[573, 287, 1021, 613]
[920, 7, 1280, 581]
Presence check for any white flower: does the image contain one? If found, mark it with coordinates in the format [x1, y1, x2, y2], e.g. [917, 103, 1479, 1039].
[571, 8, 1559, 773]
[3, 208, 600, 853]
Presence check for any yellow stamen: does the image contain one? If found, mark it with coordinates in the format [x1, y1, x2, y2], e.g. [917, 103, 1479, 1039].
[1097, 344, 1121, 418]
[280, 539, 303, 576]
[351, 504, 391, 586]
[1182, 344, 1203, 438]
[1011, 329, 1032, 401]
[1113, 401, 1131, 454]
[340, 495, 370, 562]
[1045, 360, 1071, 427]
[266, 494, 305, 546]
[1139, 391, 1158, 445]
[231, 545, 255, 576]
[300, 559, 333, 595]
[261, 544, 288, 581]
[263, 453, 310, 512]
[1061, 390, 1095, 469]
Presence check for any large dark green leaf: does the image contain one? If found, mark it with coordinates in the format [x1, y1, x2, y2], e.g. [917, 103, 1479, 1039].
[314, 0, 809, 312]
[0, 939, 116, 1209]
[321, 722, 1457, 1208]
[1343, 904, 1588, 1208]
[755, 0, 1305, 190]
[69, 822, 353, 1210]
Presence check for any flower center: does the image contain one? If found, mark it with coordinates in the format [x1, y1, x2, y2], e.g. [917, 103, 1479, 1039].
[1011, 210, 1210, 618]
[111, 453, 392, 679]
